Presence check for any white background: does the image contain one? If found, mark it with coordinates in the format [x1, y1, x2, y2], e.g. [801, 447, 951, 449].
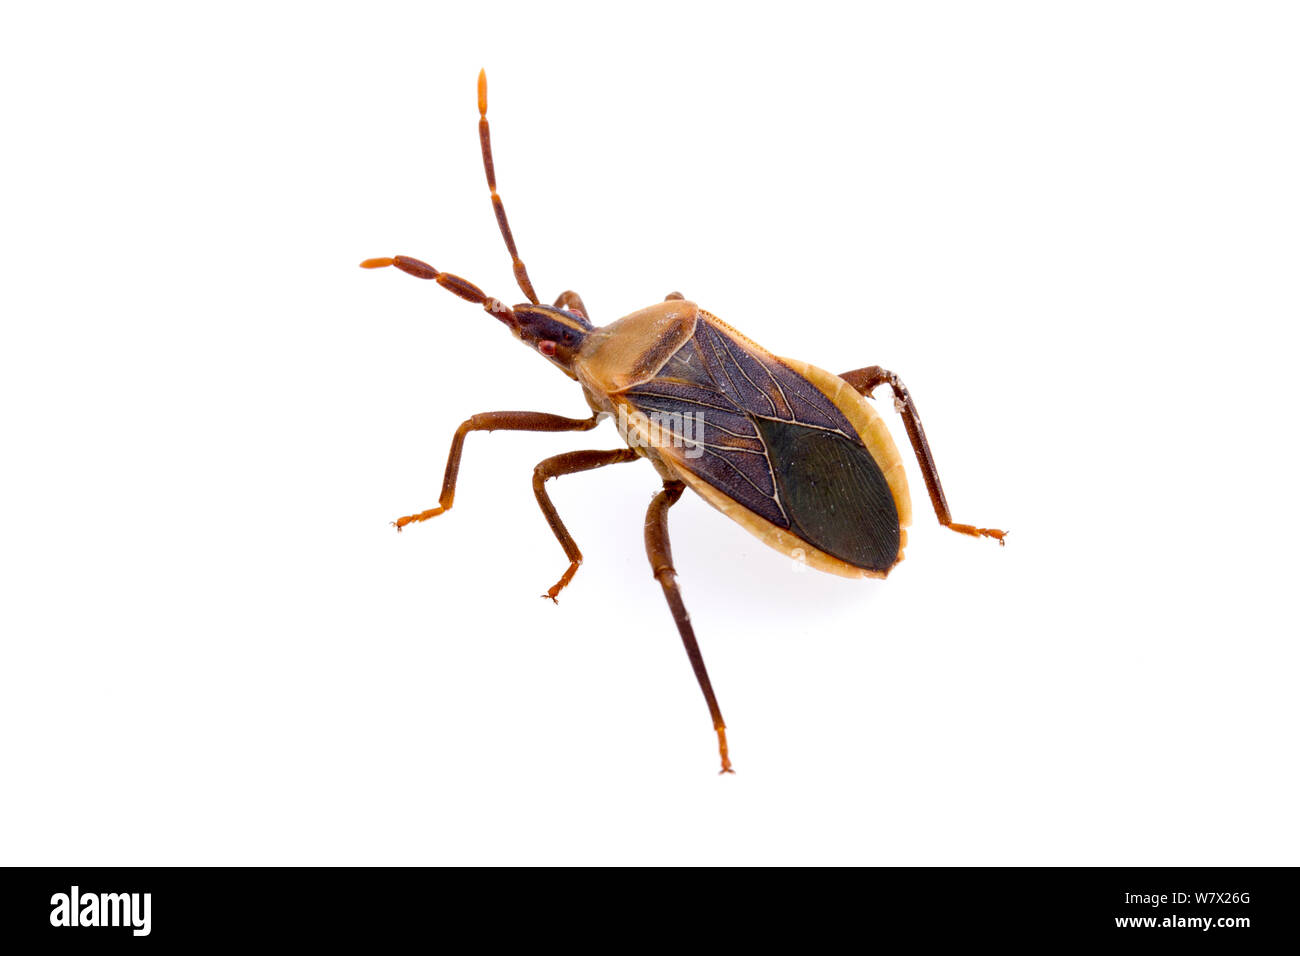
[3, 2, 1297, 866]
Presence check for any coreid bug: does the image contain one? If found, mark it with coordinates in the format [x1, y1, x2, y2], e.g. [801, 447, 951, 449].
[363, 71, 1006, 773]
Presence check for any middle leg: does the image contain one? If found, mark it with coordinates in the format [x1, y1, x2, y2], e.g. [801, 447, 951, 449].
[533, 448, 640, 602]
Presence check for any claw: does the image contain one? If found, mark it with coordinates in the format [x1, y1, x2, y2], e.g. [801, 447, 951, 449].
[949, 522, 1008, 546]
[393, 506, 446, 530]
[981, 527, 1009, 546]
[716, 728, 734, 774]
[542, 562, 580, 604]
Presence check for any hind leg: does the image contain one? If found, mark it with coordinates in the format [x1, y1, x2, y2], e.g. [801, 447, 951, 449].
[644, 480, 734, 774]
[840, 366, 1005, 543]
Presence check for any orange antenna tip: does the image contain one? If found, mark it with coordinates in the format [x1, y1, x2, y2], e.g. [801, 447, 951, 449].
[360, 257, 396, 269]
[477, 69, 487, 116]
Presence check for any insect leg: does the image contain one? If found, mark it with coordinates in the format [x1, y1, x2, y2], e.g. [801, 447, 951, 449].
[393, 411, 601, 530]
[532, 448, 640, 602]
[644, 480, 735, 774]
[478, 69, 540, 305]
[840, 366, 1007, 544]
[552, 290, 589, 321]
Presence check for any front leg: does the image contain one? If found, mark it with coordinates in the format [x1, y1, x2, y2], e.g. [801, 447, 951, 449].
[393, 411, 601, 529]
[552, 290, 589, 320]
[840, 366, 1006, 544]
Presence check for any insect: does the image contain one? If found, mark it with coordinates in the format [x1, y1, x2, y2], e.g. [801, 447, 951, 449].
[362, 71, 1006, 773]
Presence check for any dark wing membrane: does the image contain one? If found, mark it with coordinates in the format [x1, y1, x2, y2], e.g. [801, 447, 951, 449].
[625, 377, 785, 527]
[622, 314, 900, 571]
[752, 417, 900, 571]
[693, 318, 852, 432]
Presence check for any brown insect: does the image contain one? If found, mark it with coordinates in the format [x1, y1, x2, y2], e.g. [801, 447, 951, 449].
[363, 71, 1005, 773]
